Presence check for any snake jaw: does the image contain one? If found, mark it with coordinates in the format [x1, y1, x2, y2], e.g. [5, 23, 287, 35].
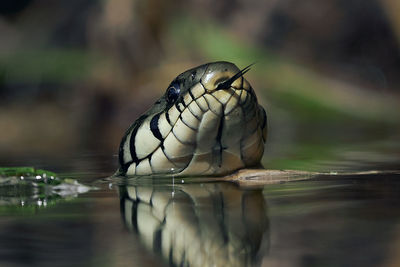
[216, 63, 254, 91]
[200, 63, 254, 93]
[200, 64, 241, 92]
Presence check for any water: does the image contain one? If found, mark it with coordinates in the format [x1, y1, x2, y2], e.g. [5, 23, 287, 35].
[0, 162, 399, 266]
[263, 172, 400, 267]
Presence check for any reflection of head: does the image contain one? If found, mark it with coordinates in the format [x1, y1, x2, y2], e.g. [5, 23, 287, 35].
[119, 181, 269, 266]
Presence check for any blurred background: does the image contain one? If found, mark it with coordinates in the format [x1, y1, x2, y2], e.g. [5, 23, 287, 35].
[0, 0, 399, 176]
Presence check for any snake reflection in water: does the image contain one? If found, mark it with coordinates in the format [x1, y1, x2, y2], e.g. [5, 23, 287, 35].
[119, 181, 269, 266]
[118, 62, 267, 177]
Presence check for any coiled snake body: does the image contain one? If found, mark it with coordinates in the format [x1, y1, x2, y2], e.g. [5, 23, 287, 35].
[118, 61, 267, 176]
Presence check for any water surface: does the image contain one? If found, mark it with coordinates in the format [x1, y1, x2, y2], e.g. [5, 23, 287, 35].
[0, 164, 399, 266]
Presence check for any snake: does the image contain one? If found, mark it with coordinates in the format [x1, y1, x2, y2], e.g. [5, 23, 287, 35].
[118, 61, 267, 177]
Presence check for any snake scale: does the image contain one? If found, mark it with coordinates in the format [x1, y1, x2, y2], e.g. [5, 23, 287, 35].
[118, 61, 267, 176]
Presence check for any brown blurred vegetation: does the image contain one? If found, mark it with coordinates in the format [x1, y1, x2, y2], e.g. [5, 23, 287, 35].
[0, 0, 399, 173]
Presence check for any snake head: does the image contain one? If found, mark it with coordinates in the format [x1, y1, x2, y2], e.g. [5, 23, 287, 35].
[118, 61, 267, 177]
[170, 61, 253, 99]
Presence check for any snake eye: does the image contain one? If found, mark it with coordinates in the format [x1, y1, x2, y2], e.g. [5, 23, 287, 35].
[166, 82, 180, 103]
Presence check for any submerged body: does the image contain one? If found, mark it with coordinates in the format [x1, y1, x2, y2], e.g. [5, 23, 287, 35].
[118, 61, 267, 176]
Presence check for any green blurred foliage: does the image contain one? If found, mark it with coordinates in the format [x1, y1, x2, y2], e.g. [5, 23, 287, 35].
[0, 49, 98, 82]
